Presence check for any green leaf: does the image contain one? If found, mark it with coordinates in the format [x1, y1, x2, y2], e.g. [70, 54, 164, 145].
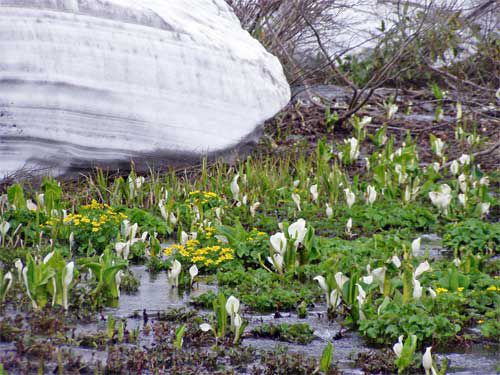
[319, 342, 334, 372]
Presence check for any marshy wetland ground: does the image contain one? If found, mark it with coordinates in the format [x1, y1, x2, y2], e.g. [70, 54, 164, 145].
[0, 90, 499, 374]
[1, 0, 499, 374]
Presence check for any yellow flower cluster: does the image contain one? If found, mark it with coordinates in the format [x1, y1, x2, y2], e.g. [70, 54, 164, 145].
[44, 218, 60, 227]
[62, 201, 126, 233]
[188, 190, 220, 205]
[246, 228, 267, 242]
[164, 241, 234, 268]
[204, 226, 216, 238]
[436, 287, 448, 294]
[80, 199, 111, 210]
[189, 190, 218, 198]
[486, 285, 498, 292]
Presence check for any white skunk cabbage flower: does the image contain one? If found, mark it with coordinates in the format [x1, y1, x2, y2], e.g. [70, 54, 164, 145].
[429, 184, 452, 214]
[43, 251, 55, 264]
[345, 218, 353, 235]
[291, 193, 301, 211]
[335, 272, 349, 290]
[360, 116, 372, 126]
[423, 347, 438, 375]
[413, 278, 422, 299]
[169, 212, 177, 226]
[371, 267, 386, 293]
[344, 188, 355, 208]
[189, 264, 198, 285]
[234, 312, 242, 329]
[458, 154, 471, 166]
[393, 335, 404, 358]
[167, 260, 182, 288]
[226, 295, 240, 329]
[479, 202, 490, 217]
[450, 160, 459, 175]
[313, 275, 330, 305]
[23, 266, 37, 309]
[414, 261, 431, 279]
[432, 137, 445, 157]
[233, 313, 243, 343]
[200, 323, 212, 332]
[115, 242, 129, 259]
[458, 193, 467, 207]
[26, 199, 38, 211]
[479, 176, 489, 186]
[0, 221, 10, 237]
[458, 174, 467, 193]
[121, 220, 131, 238]
[345, 137, 360, 160]
[230, 174, 240, 201]
[115, 270, 124, 298]
[428, 288, 437, 299]
[267, 253, 284, 274]
[1, 272, 13, 302]
[325, 203, 333, 219]
[226, 295, 240, 316]
[62, 262, 74, 310]
[364, 185, 377, 205]
[69, 232, 75, 252]
[250, 202, 260, 218]
[386, 104, 398, 120]
[313, 275, 328, 292]
[14, 259, 23, 279]
[270, 232, 287, 255]
[390, 255, 402, 268]
[356, 284, 367, 308]
[180, 231, 189, 246]
[128, 176, 144, 197]
[158, 200, 168, 221]
[288, 219, 307, 248]
[411, 237, 421, 256]
[310, 184, 318, 203]
[329, 289, 342, 309]
[365, 157, 370, 171]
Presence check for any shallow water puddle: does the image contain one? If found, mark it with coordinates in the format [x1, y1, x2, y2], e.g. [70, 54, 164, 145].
[105, 265, 217, 318]
[417, 233, 452, 259]
[244, 308, 365, 373]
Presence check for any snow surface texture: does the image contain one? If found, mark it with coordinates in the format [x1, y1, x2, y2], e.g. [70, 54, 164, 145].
[0, 0, 290, 177]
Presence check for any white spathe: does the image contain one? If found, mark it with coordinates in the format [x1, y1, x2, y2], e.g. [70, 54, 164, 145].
[0, 0, 290, 177]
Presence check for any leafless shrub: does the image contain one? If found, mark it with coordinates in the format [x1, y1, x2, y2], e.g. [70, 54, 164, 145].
[225, 0, 364, 82]
[227, 0, 499, 123]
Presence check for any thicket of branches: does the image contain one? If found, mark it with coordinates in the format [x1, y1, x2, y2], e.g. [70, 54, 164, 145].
[226, 0, 499, 121]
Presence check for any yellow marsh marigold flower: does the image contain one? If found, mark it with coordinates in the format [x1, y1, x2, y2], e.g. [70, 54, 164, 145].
[486, 285, 498, 292]
[436, 288, 448, 294]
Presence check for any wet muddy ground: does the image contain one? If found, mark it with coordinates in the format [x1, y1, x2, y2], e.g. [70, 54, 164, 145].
[3, 255, 497, 374]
